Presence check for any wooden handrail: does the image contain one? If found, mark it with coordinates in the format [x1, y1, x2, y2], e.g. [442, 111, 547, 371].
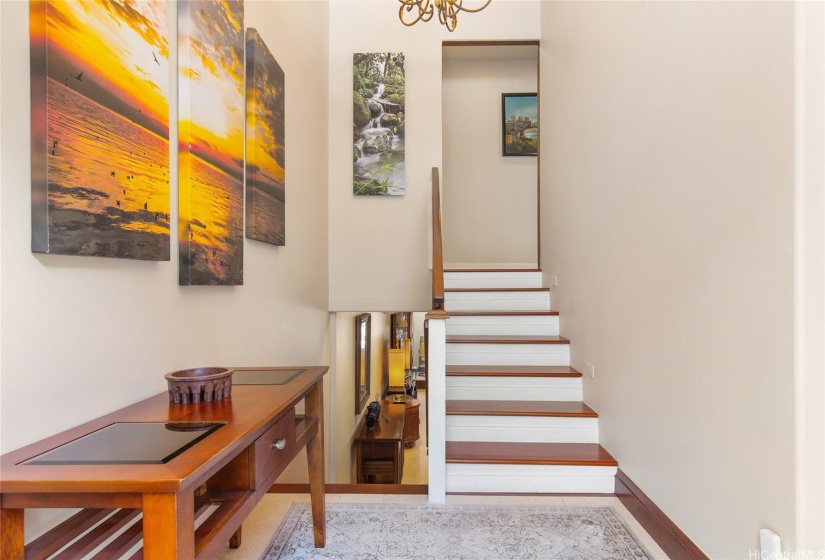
[431, 167, 445, 310]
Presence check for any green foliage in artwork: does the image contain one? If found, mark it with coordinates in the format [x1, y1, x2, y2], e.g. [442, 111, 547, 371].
[353, 92, 370, 129]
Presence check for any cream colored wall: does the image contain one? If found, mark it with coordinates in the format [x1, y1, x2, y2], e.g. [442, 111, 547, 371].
[328, 0, 541, 311]
[329, 311, 387, 483]
[794, 2, 825, 550]
[442, 58, 538, 267]
[540, 2, 796, 557]
[0, 0, 329, 539]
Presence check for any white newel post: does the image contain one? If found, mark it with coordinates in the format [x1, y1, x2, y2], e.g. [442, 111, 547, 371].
[427, 312, 448, 503]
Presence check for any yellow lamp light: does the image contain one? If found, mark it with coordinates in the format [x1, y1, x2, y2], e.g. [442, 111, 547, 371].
[403, 338, 411, 370]
[388, 349, 406, 389]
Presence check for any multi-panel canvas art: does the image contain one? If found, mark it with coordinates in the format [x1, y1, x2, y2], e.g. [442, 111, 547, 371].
[353, 53, 405, 196]
[178, 0, 245, 285]
[245, 28, 285, 246]
[30, 0, 171, 260]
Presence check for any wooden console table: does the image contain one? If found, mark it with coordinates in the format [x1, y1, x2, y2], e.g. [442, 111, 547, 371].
[0, 366, 327, 559]
[354, 403, 405, 484]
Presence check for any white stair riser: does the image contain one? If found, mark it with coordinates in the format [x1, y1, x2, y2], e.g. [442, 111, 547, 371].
[446, 464, 617, 494]
[446, 377, 583, 401]
[446, 416, 598, 443]
[446, 343, 570, 366]
[444, 271, 543, 289]
[445, 291, 550, 311]
[446, 315, 559, 336]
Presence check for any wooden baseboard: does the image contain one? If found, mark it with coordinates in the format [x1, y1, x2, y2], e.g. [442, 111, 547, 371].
[615, 470, 708, 560]
[269, 483, 428, 495]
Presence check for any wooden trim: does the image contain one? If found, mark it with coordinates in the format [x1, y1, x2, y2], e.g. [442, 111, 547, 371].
[447, 310, 558, 317]
[445, 287, 549, 292]
[445, 400, 598, 418]
[446, 365, 582, 377]
[447, 492, 615, 497]
[442, 40, 540, 47]
[431, 168, 445, 311]
[445, 268, 542, 273]
[446, 335, 569, 345]
[268, 483, 428, 495]
[446, 442, 618, 466]
[615, 470, 709, 560]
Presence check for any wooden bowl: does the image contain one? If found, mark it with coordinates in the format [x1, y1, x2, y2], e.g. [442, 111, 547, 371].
[165, 367, 234, 404]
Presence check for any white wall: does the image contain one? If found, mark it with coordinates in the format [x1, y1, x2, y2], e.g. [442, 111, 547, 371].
[442, 57, 537, 267]
[329, 311, 387, 483]
[328, 0, 541, 311]
[540, 2, 797, 557]
[794, 2, 825, 551]
[0, 0, 329, 539]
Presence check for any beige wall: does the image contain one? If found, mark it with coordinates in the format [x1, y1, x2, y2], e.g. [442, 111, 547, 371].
[0, 0, 329, 539]
[329, 311, 387, 483]
[540, 2, 796, 557]
[328, 0, 541, 311]
[442, 57, 538, 267]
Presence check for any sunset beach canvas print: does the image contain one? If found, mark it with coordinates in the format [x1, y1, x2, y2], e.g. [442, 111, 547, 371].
[30, 0, 171, 260]
[178, 0, 245, 285]
[245, 28, 285, 246]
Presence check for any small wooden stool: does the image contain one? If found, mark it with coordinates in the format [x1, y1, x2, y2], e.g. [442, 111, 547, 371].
[384, 394, 420, 447]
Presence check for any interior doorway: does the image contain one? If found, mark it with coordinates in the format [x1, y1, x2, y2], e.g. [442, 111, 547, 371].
[441, 41, 541, 269]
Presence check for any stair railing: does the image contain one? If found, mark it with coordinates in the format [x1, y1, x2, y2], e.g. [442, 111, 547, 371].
[427, 167, 448, 503]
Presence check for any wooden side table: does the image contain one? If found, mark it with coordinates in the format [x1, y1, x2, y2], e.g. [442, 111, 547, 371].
[383, 394, 421, 447]
[354, 403, 405, 484]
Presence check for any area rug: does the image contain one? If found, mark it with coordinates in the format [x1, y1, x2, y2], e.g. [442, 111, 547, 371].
[260, 503, 654, 559]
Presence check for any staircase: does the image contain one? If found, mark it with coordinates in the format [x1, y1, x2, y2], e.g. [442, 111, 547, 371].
[443, 269, 617, 494]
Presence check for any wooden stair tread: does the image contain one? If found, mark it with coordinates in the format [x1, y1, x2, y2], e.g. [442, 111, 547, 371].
[446, 400, 597, 417]
[447, 310, 559, 317]
[446, 365, 582, 377]
[445, 268, 541, 273]
[446, 442, 617, 466]
[445, 287, 549, 293]
[447, 335, 569, 345]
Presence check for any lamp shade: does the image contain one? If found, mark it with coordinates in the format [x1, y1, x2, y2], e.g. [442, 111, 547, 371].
[403, 338, 411, 369]
[388, 349, 405, 388]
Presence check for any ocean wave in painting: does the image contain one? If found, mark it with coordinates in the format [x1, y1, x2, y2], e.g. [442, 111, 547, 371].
[46, 79, 170, 260]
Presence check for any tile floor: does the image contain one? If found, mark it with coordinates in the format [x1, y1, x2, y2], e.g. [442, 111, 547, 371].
[216, 494, 670, 559]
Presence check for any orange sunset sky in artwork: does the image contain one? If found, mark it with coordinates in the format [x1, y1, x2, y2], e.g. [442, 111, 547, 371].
[178, 0, 245, 179]
[36, 0, 169, 138]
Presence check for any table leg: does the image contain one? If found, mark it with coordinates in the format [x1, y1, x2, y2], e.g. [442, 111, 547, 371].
[229, 526, 242, 549]
[305, 379, 326, 548]
[142, 492, 194, 559]
[0, 508, 24, 560]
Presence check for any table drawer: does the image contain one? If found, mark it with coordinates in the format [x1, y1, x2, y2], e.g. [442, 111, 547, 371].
[254, 409, 296, 488]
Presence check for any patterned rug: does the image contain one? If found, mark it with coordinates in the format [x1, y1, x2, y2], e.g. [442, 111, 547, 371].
[261, 503, 654, 559]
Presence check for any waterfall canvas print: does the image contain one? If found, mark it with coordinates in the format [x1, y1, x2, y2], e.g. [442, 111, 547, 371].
[245, 28, 285, 246]
[178, 0, 245, 285]
[353, 53, 405, 196]
[30, 0, 171, 260]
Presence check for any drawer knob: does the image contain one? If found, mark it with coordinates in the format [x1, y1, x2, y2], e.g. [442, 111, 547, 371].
[272, 438, 287, 450]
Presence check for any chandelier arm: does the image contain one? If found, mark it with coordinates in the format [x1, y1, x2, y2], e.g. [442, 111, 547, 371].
[399, 0, 434, 26]
[456, 0, 493, 14]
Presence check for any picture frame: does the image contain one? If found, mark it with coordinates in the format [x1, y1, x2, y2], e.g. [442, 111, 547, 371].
[355, 313, 371, 414]
[502, 93, 538, 156]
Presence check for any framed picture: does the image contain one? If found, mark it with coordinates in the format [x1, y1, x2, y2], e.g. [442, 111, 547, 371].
[502, 93, 538, 156]
[30, 0, 171, 260]
[353, 53, 406, 196]
[178, 0, 245, 285]
[246, 28, 286, 246]
[355, 314, 371, 414]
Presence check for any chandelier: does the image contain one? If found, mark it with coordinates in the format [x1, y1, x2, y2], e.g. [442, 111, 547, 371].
[399, 0, 493, 32]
